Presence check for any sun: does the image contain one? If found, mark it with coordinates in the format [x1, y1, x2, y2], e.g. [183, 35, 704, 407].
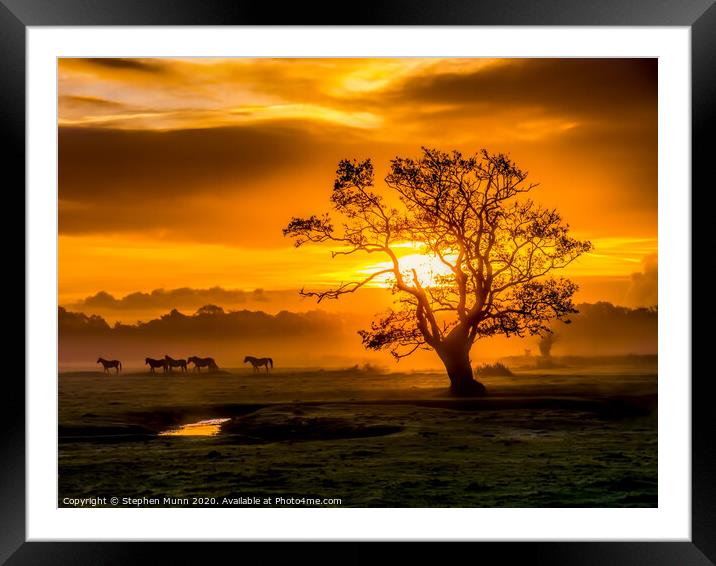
[358, 243, 456, 288]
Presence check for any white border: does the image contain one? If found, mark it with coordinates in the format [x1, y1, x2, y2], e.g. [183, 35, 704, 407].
[27, 26, 691, 541]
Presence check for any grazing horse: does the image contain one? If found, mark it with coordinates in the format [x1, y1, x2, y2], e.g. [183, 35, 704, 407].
[244, 356, 273, 374]
[164, 355, 188, 373]
[97, 357, 122, 374]
[188, 356, 218, 373]
[145, 357, 168, 375]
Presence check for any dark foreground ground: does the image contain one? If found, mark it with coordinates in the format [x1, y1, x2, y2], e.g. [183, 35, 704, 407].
[58, 364, 657, 507]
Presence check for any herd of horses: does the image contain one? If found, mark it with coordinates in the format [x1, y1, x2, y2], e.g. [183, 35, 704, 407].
[96, 355, 274, 375]
[144, 355, 218, 374]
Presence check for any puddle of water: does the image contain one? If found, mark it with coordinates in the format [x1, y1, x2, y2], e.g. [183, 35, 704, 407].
[159, 418, 230, 437]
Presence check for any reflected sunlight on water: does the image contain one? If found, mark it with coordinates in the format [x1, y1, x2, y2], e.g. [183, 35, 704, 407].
[159, 418, 230, 437]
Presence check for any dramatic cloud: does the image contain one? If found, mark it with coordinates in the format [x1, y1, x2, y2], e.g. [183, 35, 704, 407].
[58, 120, 386, 245]
[60, 95, 129, 111]
[59, 120, 371, 201]
[59, 59, 657, 244]
[78, 58, 168, 73]
[390, 59, 656, 121]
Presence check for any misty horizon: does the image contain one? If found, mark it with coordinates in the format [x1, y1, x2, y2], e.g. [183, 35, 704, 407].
[59, 300, 657, 371]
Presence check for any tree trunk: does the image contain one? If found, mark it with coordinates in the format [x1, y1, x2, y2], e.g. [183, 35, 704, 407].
[437, 328, 487, 397]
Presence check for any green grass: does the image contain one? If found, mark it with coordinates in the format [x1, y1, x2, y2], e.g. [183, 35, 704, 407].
[58, 368, 657, 507]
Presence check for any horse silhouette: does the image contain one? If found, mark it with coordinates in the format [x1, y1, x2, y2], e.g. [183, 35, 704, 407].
[97, 357, 122, 374]
[164, 355, 188, 373]
[188, 356, 218, 373]
[244, 356, 273, 374]
[145, 357, 168, 374]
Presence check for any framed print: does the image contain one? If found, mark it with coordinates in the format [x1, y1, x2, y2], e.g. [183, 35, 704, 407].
[6, 0, 709, 563]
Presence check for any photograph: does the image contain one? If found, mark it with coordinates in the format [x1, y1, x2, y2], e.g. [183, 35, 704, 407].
[57, 56, 658, 509]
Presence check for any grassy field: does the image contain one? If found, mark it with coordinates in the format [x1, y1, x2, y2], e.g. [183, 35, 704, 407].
[58, 365, 657, 507]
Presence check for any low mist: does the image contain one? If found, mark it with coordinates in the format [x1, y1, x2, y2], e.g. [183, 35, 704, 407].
[59, 301, 657, 372]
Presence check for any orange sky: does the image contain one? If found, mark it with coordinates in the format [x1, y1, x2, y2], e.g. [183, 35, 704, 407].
[58, 58, 657, 322]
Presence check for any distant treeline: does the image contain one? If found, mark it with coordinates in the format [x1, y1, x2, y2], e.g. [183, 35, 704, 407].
[58, 301, 657, 367]
[58, 304, 354, 367]
[552, 302, 656, 355]
[59, 304, 346, 338]
[72, 287, 270, 312]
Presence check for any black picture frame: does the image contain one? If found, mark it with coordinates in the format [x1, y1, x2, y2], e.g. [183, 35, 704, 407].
[5, 1, 708, 563]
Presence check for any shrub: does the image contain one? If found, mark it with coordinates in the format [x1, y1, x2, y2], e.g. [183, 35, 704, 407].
[474, 362, 514, 377]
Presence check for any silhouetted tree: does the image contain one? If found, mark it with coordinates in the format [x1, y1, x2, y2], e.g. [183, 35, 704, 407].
[538, 333, 558, 358]
[283, 148, 591, 395]
[195, 304, 224, 316]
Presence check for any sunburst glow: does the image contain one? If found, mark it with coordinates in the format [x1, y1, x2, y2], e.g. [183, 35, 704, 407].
[359, 245, 457, 288]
